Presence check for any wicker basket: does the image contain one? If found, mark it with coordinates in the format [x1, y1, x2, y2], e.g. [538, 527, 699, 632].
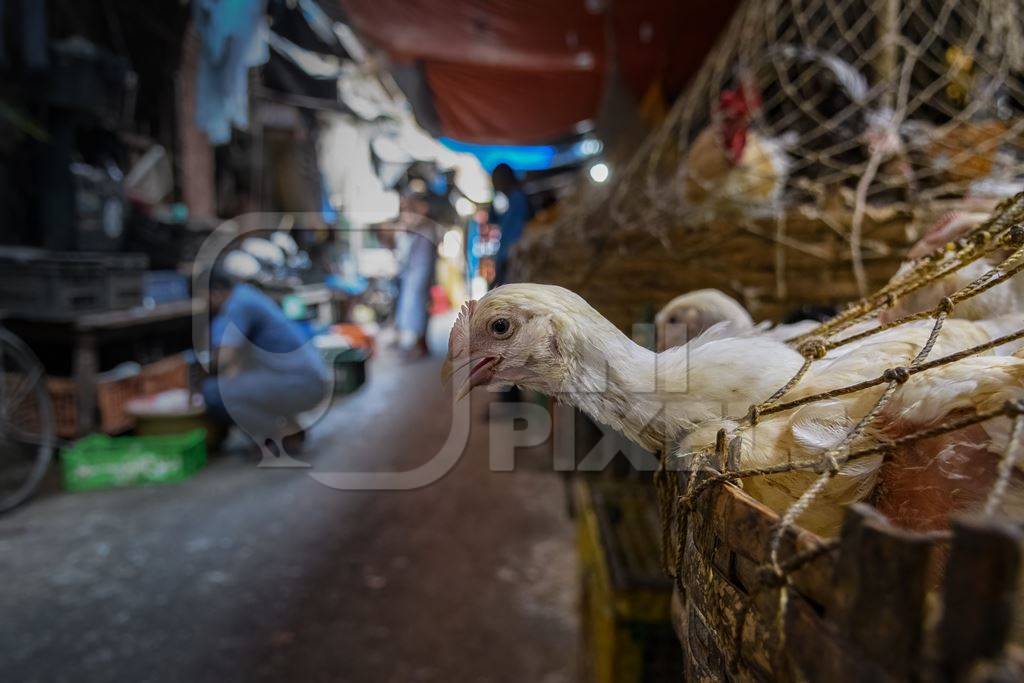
[8, 363, 177, 438]
[46, 377, 80, 439]
[45, 373, 141, 438]
[96, 373, 141, 434]
[516, 200, 994, 331]
[668, 478, 1024, 680]
[139, 353, 189, 396]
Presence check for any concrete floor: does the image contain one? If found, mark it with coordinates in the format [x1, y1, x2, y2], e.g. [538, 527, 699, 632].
[0, 354, 577, 683]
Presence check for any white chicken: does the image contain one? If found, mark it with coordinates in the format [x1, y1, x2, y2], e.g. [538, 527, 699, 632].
[655, 289, 752, 351]
[654, 289, 818, 351]
[443, 284, 1024, 536]
[883, 210, 1024, 322]
[657, 287, 1024, 356]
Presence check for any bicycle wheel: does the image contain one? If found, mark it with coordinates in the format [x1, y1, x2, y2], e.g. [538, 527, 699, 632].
[0, 327, 55, 512]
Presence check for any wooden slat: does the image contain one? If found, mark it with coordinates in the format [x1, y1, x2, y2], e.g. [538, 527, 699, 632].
[685, 600, 728, 682]
[682, 513, 882, 682]
[939, 514, 1024, 680]
[681, 533, 775, 679]
[700, 483, 836, 611]
[784, 591, 888, 682]
[833, 504, 933, 678]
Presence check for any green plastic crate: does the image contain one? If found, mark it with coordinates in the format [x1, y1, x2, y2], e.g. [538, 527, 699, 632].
[61, 429, 207, 492]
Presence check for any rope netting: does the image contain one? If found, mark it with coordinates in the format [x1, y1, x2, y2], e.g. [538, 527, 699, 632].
[524, 0, 1024, 298]
[653, 190, 1024, 669]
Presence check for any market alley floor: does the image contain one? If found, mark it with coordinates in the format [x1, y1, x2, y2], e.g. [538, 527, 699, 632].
[0, 353, 577, 683]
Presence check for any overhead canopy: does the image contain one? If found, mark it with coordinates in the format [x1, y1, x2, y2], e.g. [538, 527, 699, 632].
[339, 0, 741, 144]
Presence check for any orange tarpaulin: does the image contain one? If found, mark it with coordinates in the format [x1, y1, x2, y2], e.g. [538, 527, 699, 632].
[340, 0, 740, 143]
[423, 60, 604, 145]
[340, 0, 606, 70]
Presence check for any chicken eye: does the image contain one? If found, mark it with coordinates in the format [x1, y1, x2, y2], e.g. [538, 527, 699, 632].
[489, 318, 512, 337]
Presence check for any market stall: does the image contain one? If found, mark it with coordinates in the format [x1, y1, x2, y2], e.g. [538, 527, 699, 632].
[2, 1, 1024, 681]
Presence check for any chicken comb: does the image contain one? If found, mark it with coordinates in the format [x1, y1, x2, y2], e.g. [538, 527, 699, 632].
[448, 299, 477, 359]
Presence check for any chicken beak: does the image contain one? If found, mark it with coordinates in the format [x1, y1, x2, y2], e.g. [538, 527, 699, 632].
[458, 357, 498, 400]
[442, 356, 499, 400]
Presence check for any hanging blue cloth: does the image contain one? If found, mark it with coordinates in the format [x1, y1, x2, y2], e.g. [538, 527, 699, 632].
[192, 0, 269, 144]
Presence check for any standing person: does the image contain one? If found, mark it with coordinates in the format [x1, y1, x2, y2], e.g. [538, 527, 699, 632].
[203, 267, 330, 459]
[393, 182, 438, 360]
[489, 163, 532, 286]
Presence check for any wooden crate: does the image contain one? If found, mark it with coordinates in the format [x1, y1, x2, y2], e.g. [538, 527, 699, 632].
[577, 479, 682, 683]
[667, 478, 1024, 681]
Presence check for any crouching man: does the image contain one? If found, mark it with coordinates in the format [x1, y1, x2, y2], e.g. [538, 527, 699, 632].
[203, 267, 330, 463]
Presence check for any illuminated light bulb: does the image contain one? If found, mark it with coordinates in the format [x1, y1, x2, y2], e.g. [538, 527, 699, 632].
[589, 162, 610, 183]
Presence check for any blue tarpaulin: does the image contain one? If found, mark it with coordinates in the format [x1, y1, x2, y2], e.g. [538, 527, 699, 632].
[440, 136, 602, 172]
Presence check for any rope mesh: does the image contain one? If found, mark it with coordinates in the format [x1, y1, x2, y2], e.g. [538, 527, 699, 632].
[653, 189, 1024, 668]
[518, 0, 1024, 306]
[521, 0, 1024, 663]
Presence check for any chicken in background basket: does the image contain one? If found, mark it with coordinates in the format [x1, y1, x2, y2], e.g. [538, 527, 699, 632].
[683, 82, 791, 208]
[882, 210, 1024, 324]
[654, 289, 820, 351]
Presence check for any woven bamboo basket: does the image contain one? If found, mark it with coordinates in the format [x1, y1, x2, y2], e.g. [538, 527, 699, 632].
[669, 477, 1024, 681]
[42, 373, 141, 439]
[647, 190, 1024, 680]
[516, 199, 996, 332]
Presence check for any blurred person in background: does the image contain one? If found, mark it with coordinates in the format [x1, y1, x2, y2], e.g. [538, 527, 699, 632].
[393, 180, 438, 360]
[203, 266, 330, 453]
[488, 163, 532, 286]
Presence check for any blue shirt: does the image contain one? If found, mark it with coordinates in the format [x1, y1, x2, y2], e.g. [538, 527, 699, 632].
[492, 188, 531, 262]
[211, 284, 310, 354]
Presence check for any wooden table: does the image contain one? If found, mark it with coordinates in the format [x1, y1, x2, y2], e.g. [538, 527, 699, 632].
[6, 300, 205, 435]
